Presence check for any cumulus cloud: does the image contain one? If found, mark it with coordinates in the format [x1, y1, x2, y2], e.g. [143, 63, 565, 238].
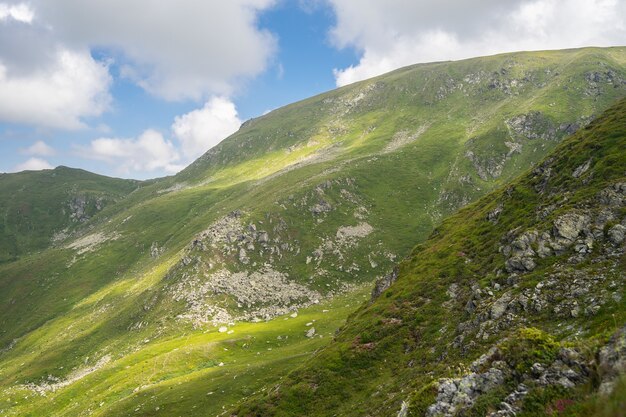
[80, 96, 241, 176]
[0, 1, 276, 131]
[0, 3, 33, 23]
[80, 129, 183, 175]
[24, 0, 277, 101]
[172, 97, 242, 160]
[0, 2, 112, 129]
[327, 0, 626, 86]
[14, 157, 53, 171]
[20, 140, 56, 156]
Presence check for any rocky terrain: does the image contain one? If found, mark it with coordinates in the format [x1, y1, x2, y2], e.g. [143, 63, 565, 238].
[234, 97, 626, 416]
[0, 48, 625, 417]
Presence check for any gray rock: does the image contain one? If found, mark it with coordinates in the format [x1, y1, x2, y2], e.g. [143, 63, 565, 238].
[598, 325, 626, 395]
[554, 213, 590, 241]
[310, 200, 332, 215]
[491, 292, 513, 319]
[487, 203, 504, 224]
[572, 158, 592, 178]
[608, 224, 626, 245]
[426, 368, 504, 416]
[397, 401, 409, 417]
[371, 268, 399, 300]
[257, 231, 269, 243]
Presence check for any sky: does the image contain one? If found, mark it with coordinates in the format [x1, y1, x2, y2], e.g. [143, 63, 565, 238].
[0, 0, 624, 180]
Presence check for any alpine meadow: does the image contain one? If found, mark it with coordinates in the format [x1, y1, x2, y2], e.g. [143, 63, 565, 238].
[0, 19, 625, 417]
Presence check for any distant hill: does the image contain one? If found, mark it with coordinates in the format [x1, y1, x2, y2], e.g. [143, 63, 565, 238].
[0, 166, 140, 262]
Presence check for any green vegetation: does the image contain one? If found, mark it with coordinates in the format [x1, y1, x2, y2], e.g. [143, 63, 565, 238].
[0, 47, 625, 416]
[235, 97, 626, 416]
[0, 166, 140, 262]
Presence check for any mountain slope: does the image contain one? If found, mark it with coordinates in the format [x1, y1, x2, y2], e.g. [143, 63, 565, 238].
[0, 166, 141, 262]
[0, 47, 625, 417]
[234, 98, 626, 416]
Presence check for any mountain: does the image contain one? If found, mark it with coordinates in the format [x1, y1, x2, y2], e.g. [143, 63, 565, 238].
[0, 47, 625, 416]
[0, 166, 140, 262]
[235, 97, 626, 416]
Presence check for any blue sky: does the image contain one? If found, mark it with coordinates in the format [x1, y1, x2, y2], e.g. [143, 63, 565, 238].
[0, 0, 624, 179]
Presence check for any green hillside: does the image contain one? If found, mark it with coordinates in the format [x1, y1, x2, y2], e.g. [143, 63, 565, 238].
[0, 166, 141, 262]
[235, 98, 626, 416]
[0, 47, 625, 417]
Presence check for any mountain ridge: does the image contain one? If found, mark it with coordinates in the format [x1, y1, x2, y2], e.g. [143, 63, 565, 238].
[234, 97, 626, 416]
[0, 47, 625, 416]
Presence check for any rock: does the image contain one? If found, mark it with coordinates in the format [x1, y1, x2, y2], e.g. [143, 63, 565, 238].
[257, 231, 269, 243]
[218, 326, 228, 333]
[310, 200, 332, 215]
[504, 256, 534, 273]
[608, 224, 626, 245]
[598, 325, 626, 395]
[150, 242, 164, 258]
[397, 401, 409, 417]
[426, 368, 504, 416]
[491, 292, 512, 319]
[306, 327, 316, 338]
[553, 213, 590, 241]
[238, 248, 249, 264]
[487, 203, 504, 224]
[504, 231, 538, 272]
[371, 268, 399, 300]
[572, 158, 592, 178]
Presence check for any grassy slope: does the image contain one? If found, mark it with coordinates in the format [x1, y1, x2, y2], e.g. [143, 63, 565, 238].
[234, 98, 626, 416]
[0, 166, 140, 262]
[0, 47, 625, 416]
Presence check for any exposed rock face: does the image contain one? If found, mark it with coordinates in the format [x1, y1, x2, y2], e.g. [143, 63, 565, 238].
[371, 267, 399, 300]
[572, 158, 592, 178]
[608, 224, 626, 245]
[598, 326, 626, 394]
[150, 242, 164, 258]
[503, 230, 538, 273]
[427, 368, 505, 416]
[427, 334, 596, 417]
[506, 111, 561, 141]
[553, 213, 590, 242]
[172, 267, 321, 325]
[465, 150, 506, 181]
[310, 200, 333, 215]
[68, 195, 106, 222]
[487, 203, 504, 224]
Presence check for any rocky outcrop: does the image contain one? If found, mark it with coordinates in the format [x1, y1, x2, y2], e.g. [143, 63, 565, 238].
[427, 333, 598, 417]
[172, 267, 321, 325]
[598, 325, 626, 395]
[501, 181, 625, 274]
[426, 368, 505, 416]
[371, 267, 399, 300]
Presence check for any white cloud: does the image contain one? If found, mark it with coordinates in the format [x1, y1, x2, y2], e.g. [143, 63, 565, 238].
[0, 1, 276, 130]
[172, 97, 242, 160]
[79, 97, 242, 177]
[14, 157, 53, 171]
[0, 48, 112, 129]
[20, 140, 56, 156]
[327, 0, 626, 86]
[25, 0, 277, 101]
[80, 129, 183, 175]
[0, 3, 34, 23]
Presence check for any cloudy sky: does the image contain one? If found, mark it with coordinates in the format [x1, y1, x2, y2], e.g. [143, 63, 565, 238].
[0, 0, 624, 179]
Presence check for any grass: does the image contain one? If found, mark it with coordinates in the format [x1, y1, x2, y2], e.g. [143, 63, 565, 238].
[0, 47, 625, 416]
[233, 98, 626, 416]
